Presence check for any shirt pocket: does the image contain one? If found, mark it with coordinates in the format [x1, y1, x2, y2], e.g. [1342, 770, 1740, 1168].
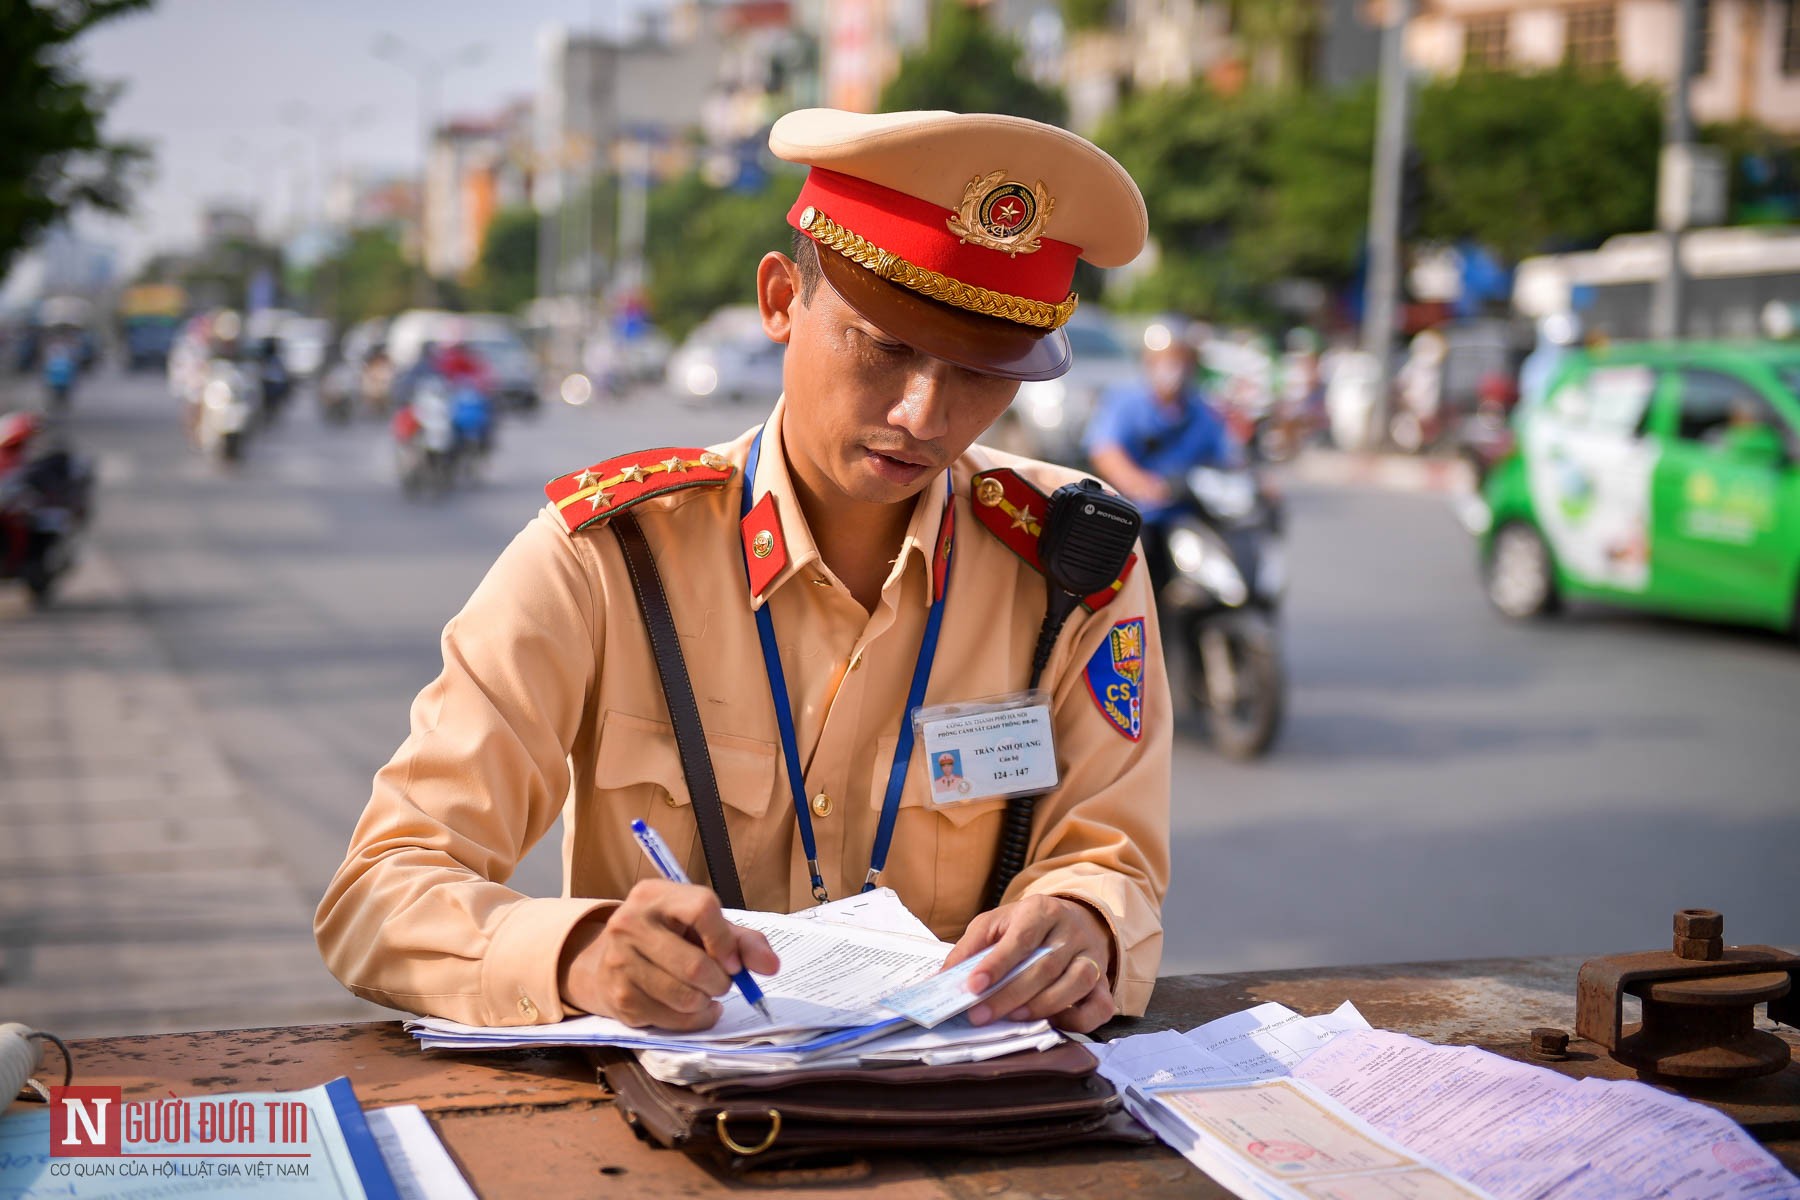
[869, 735, 1010, 940]
[591, 708, 778, 892]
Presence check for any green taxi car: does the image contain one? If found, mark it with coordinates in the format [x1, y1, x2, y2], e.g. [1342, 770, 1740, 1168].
[1474, 342, 1800, 634]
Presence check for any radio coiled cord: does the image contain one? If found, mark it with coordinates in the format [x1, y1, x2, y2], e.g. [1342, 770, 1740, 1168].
[981, 588, 1081, 910]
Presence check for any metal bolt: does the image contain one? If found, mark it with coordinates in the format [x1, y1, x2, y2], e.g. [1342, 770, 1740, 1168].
[1530, 1027, 1570, 1060]
[1674, 935, 1724, 961]
[1674, 909, 1724, 940]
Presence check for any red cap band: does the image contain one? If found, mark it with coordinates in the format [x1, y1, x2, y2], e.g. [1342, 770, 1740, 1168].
[788, 168, 1080, 306]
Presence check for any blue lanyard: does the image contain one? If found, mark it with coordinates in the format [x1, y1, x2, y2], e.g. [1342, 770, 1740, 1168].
[740, 427, 952, 902]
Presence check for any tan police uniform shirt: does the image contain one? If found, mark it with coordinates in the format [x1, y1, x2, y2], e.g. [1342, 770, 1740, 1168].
[314, 398, 1172, 1027]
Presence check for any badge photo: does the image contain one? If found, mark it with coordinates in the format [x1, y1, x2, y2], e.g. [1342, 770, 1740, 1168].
[912, 691, 1058, 807]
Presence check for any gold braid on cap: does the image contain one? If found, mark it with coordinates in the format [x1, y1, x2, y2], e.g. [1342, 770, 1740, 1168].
[798, 206, 1078, 330]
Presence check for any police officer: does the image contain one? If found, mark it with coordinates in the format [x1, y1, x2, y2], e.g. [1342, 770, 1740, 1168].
[315, 110, 1171, 1035]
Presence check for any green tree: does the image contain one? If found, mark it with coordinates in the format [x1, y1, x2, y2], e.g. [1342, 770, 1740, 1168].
[1097, 68, 1671, 313]
[1093, 86, 1279, 317]
[0, 0, 151, 279]
[1227, 0, 1320, 91]
[467, 204, 538, 313]
[643, 171, 800, 341]
[1413, 68, 1661, 261]
[307, 228, 414, 325]
[1250, 83, 1375, 285]
[1060, 0, 1113, 34]
[880, 0, 1067, 126]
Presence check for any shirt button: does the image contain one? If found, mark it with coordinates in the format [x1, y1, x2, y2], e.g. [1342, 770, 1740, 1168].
[850, 653, 864, 671]
[664, 791, 680, 807]
[518, 995, 536, 1019]
[811, 792, 832, 818]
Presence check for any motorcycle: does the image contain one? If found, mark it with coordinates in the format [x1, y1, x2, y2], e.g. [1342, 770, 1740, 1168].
[195, 360, 256, 463]
[1155, 465, 1287, 759]
[43, 344, 77, 410]
[318, 361, 355, 425]
[0, 441, 95, 608]
[252, 338, 293, 425]
[393, 380, 491, 496]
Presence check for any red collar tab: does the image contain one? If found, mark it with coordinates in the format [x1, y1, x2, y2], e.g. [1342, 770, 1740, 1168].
[970, 468, 1137, 613]
[741, 490, 788, 597]
[546, 447, 734, 534]
[790, 168, 1080, 307]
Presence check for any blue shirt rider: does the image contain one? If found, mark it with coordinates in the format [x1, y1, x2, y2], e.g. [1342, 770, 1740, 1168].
[1086, 336, 1239, 516]
[1085, 330, 1241, 591]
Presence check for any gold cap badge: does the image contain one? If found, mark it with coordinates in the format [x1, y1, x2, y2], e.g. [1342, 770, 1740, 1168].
[947, 171, 1056, 258]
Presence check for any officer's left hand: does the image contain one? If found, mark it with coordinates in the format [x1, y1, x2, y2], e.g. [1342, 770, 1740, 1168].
[942, 895, 1115, 1033]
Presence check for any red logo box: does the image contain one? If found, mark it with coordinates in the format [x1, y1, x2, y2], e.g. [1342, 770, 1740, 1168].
[49, 1085, 124, 1157]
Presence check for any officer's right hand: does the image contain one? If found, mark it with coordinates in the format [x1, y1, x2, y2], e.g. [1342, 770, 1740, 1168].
[557, 880, 780, 1030]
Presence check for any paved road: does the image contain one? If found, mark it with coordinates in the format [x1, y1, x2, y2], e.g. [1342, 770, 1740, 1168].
[3, 369, 1796, 1036]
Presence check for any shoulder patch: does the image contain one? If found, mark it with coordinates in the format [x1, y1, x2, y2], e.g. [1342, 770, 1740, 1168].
[546, 447, 735, 534]
[1084, 616, 1146, 741]
[970, 468, 1139, 611]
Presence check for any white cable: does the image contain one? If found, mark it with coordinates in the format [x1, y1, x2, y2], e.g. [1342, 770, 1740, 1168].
[1, 1023, 43, 1102]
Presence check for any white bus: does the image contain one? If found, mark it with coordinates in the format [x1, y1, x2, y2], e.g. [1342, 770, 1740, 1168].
[1514, 226, 1800, 341]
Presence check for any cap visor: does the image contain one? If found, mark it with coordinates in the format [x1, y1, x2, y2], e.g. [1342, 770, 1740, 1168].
[813, 248, 1071, 382]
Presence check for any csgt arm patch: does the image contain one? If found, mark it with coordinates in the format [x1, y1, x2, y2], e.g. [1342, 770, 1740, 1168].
[1084, 616, 1145, 741]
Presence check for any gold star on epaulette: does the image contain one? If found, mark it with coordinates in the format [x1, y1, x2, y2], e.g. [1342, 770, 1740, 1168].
[589, 487, 613, 511]
[1010, 506, 1036, 532]
[575, 468, 601, 490]
[619, 463, 649, 484]
[661, 455, 687, 475]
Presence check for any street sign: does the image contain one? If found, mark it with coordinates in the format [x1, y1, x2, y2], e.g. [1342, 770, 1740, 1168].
[1657, 143, 1729, 230]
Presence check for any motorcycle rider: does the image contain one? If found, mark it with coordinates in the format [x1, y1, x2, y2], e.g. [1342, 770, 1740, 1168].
[1085, 324, 1242, 591]
[184, 311, 241, 445]
[0, 412, 42, 480]
[43, 335, 78, 410]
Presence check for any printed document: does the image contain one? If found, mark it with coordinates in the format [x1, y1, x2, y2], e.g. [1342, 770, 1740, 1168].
[1292, 1031, 1798, 1200]
[407, 892, 1067, 1076]
[1096, 1005, 1797, 1200]
[1146, 1078, 1495, 1200]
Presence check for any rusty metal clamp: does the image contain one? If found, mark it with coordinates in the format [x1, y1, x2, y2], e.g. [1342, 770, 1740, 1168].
[1577, 908, 1799, 1083]
[715, 1108, 782, 1156]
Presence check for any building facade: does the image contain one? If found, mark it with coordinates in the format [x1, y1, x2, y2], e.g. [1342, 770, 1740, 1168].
[1409, 0, 1800, 134]
[422, 100, 534, 280]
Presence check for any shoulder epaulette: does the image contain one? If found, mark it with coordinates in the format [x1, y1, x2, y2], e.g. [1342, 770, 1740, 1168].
[970, 468, 1138, 612]
[546, 447, 736, 534]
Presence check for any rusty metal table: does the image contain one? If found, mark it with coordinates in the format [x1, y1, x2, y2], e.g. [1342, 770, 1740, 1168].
[33, 957, 1800, 1198]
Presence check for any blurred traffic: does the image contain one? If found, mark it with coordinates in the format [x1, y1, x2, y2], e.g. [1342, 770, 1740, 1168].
[3, 0, 1799, 1036]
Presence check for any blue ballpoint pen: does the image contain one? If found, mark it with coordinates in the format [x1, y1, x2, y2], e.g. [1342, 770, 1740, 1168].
[627, 818, 773, 1023]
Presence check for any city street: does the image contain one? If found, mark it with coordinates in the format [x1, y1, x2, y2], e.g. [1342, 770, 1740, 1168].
[3, 369, 1798, 1038]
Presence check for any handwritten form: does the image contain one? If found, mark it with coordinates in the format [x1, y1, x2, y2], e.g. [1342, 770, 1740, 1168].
[406, 890, 1069, 1080]
[1150, 1080, 1493, 1200]
[1095, 1006, 1797, 1200]
[1292, 1031, 1799, 1200]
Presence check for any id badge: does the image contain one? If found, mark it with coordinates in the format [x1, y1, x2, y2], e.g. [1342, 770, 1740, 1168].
[912, 690, 1058, 807]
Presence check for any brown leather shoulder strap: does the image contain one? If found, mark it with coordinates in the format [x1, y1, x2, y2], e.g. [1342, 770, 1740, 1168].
[610, 512, 747, 909]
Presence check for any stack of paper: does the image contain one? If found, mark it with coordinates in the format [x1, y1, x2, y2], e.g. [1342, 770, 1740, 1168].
[409, 889, 1061, 1078]
[1095, 1003, 1799, 1200]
